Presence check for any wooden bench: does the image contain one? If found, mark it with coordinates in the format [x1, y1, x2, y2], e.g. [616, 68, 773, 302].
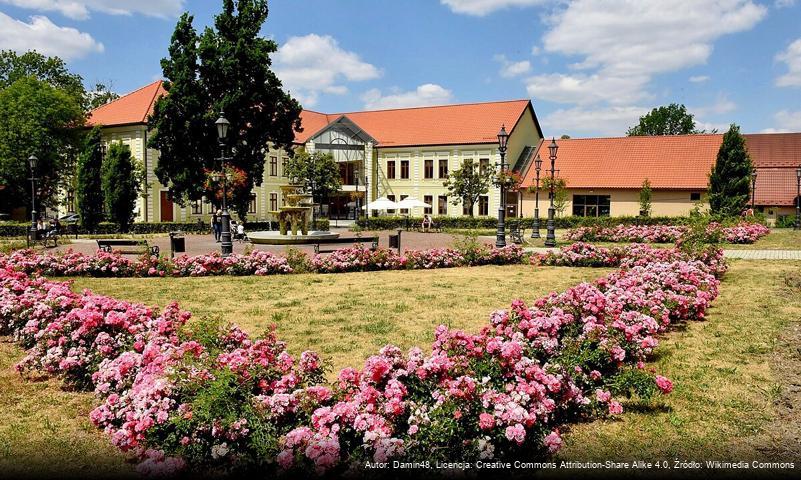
[97, 239, 160, 256]
[313, 236, 379, 254]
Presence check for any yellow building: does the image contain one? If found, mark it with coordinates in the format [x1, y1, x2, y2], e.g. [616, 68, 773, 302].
[519, 133, 801, 222]
[85, 81, 543, 222]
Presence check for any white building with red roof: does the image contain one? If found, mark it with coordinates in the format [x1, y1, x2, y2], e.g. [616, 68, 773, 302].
[83, 81, 800, 225]
[86, 81, 543, 222]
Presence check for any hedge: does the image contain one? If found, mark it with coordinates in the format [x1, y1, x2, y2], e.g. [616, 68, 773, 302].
[0, 219, 329, 237]
[356, 215, 706, 231]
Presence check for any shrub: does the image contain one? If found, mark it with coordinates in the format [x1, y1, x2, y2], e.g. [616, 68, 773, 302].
[0, 241, 724, 475]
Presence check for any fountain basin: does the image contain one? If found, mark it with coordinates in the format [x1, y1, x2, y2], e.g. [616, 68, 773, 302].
[248, 230, 340, 245]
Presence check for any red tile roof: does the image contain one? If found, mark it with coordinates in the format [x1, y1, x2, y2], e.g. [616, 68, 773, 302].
[520, 134, 724, 190]
[87, 81, 166, 127]
[88, 82, 534, 146]
[754, 168, 799, 206]
[297, 100, 535, 147]
[744, 133, 801, 168]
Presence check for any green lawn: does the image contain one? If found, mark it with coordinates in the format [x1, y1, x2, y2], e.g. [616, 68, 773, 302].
[725, 228, 800, 250]
[2, 260, 799, 475]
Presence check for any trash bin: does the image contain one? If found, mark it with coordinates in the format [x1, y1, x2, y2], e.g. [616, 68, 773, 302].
[169, 231, 185, 258]
[388, 229, 402, 254]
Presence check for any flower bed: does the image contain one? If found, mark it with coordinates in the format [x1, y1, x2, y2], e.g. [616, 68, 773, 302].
[564, 222, 769, 244]
[533, 242, 728, 278]
[0, 241, 723, 475]
[0, 245, 526, 278]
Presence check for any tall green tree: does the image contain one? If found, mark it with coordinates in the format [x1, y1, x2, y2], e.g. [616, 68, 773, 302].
[102, 142, 141, 232]
[627, 104, 699, 136]
[709, 124, 754, 216]
[443, 159, 493, 216]
[149, 1, 302, 216]
[0, 76, 84, 215]
[76, 127, 105, 231]
[639, 178, 652, 217]
[0, 50, 86, 109]
[284, 150, 342, 206]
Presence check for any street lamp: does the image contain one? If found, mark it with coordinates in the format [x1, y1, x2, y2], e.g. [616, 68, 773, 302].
[27, 155, 38, 246]
[531, 153, 543, 239]
[364, 172, 370, 222]
[795, 166, 800, 231]
[544, 138, 558, 248]
[750, 170, 757, 211]
[495, 125, 509, 248]
[215, 112, 233, 256]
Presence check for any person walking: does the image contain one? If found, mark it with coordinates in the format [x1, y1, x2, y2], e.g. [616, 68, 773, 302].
[211, 210, 222, 242]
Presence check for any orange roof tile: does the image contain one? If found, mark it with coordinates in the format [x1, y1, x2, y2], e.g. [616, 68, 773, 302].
[753, 167, 799, 206]
[88, 82, 535, 147]
[87, 81, 166, 127]
[520, 134, 724, 190]
[296, 100, 535, 147]
[744, 133, 801, 168]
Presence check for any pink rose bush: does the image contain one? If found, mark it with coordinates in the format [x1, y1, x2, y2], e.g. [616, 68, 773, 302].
[0, 241, 723, 476]
[0, 249, 292, 278]
[0, 245, 526, 278]
[534, 242, 727, 278]
[565, 222, 769, 244]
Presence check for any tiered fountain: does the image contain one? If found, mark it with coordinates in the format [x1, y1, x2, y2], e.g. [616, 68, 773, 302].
[248, 185, 340, 245]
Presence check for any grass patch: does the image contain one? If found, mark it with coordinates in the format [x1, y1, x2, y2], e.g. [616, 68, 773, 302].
[556, 260, 801, 461]
[4, 260, 800, 472]
[68, 265, 606, 374]
[725, 228, 800, 250]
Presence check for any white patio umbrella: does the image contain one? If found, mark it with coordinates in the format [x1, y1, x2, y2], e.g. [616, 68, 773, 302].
[362, 196, 400, 211]
[395, 197, 431, 210]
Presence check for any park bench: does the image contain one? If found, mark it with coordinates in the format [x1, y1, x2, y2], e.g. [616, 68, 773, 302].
[28, 230, 58, 248]
[97, 239, 160, 256]
[313, 236, 379, 254]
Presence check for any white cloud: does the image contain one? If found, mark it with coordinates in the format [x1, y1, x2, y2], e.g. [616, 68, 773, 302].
[527, 0, 766, 105]
[776, 38, 801, 87]
[759, 110, 801, 134]
[775, 0, 796, 7]
[440, 0, 545, 16]
[495, 54, 531, 78]
[525, 72, 650, 105]
[0, 13, 103, 60]
[362, 84, 454, 110]
[0, 0, 184, 20]
[691, 93, 737, 117]
[689, 75, 710, 83]
[541, 105, 649, 136]
[773, 110, 801, 130]
[274, 34, 381, 107]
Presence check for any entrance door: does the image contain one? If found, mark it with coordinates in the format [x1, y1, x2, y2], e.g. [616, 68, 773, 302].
[160, 191, 173, 222]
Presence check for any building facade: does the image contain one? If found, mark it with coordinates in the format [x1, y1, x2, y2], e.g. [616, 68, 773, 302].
[85, 81, 543, 223]
[80, 81, 800, 225]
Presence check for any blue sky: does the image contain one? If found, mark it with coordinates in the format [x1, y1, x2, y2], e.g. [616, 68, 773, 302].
[1, 0, 800, 137]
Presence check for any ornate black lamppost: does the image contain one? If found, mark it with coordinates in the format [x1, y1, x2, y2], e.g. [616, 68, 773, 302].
[27, 155, 38, 246]
[544, 138, 559, 248]
[495, 125, 510, 248]
[530, 153, 543, 239]
[214, 112, 233, 256]
[795, 166, 801, 231]
[364, 172, 369, 221]
[750, 170, 757, 211]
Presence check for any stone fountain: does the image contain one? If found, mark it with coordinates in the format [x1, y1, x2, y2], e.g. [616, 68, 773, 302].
[248, 184, 340, 245]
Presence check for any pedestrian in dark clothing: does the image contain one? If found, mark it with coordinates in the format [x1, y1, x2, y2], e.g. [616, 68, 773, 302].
[212, 210, 222, 242]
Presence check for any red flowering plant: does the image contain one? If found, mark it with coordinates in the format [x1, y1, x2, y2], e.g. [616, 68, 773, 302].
[202, 166, 248, 208]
